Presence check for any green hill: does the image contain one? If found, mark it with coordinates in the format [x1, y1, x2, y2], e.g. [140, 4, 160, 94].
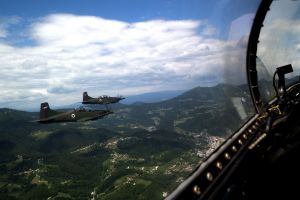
[100, 84, 254, 136]
[0, 83, 253, 199]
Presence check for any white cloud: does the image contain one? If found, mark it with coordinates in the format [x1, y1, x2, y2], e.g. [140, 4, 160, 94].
[0, 14, 248, 110]
[0, 16, 21, 38]
[257, 19, 300, 80]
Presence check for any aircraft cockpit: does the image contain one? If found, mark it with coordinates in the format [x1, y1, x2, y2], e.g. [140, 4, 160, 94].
[168, 0, 300, 199]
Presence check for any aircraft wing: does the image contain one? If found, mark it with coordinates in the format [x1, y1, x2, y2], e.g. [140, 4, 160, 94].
[77, 117, 93, 122]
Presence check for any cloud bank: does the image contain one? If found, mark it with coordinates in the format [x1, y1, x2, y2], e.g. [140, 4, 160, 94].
[0, 14, 247, 110]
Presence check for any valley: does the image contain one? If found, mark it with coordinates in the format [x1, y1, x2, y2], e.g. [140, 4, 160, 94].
[0, 84, 254, 199]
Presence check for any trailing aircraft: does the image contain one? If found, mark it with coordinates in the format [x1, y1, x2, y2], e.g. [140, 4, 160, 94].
[36, 102, 113, 124]
[82, 92, 125, 104]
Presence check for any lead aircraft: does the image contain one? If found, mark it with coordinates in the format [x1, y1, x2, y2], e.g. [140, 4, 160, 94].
[36, 102, 113, 124]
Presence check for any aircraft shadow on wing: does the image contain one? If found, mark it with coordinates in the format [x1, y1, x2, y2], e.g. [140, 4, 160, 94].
[82, 92, 125, 105]
[36, 102, 113, 124]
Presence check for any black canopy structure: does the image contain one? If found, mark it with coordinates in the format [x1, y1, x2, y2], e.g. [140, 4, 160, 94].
[167, 1, 300, 199]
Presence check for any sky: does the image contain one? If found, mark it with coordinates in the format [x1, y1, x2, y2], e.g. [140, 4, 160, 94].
[0, 0, 260, 110]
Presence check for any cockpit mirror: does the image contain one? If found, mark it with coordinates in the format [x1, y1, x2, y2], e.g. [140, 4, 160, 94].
[274, 64, 293, 99]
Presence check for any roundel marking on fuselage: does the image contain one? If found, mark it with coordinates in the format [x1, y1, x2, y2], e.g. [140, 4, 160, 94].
[71, 113, 76, 118]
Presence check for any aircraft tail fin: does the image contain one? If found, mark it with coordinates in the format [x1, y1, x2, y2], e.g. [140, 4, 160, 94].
[39, 102, 60, 121]
[40, 102, 51, 119]
[83, 91, 92, 101]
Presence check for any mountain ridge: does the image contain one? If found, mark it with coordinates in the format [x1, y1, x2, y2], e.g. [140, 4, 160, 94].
[0, 83, 254, 200]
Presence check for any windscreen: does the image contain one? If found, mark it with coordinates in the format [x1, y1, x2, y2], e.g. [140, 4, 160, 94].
[0, 0, 259, 199]
[257, 0, 300, 103]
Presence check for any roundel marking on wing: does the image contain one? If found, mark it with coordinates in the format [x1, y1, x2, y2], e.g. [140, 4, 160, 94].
[71, 113, 76, 118]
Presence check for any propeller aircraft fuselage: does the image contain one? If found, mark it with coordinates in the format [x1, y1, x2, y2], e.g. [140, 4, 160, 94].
[82, 92, 125, 104]
[36, 102, 113, 124]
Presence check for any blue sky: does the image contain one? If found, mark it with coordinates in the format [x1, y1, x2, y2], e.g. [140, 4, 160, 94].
[0, 0, 259, 39]
[0, 0, 260, 110]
